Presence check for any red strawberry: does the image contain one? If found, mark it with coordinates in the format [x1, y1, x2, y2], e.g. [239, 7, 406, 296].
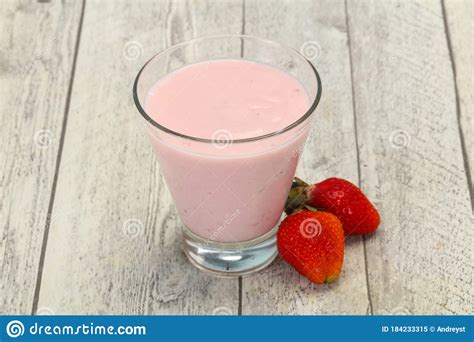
[286, 177, 380, 235]
[277, 210, 344, 284]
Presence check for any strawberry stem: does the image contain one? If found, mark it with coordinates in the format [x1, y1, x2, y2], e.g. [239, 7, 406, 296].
[285, 177, 310, 215]
[304, 205, 318, 212]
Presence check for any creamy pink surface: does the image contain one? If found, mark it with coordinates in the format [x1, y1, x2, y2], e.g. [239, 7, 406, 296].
[145, 59, 312, 242]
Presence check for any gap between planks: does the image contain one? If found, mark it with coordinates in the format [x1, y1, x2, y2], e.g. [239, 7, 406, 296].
[344, 0, 374, 315]
[31, 0, 87, 315]
[440, 0, 473, 213]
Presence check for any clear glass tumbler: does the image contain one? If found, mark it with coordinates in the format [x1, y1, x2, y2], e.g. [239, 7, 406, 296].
[133, 35, 321, 276]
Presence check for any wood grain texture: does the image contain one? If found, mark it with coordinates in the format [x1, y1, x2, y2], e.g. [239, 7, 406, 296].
[346, 0, 473, 314]
[242, 0, 370, 314]
[443, 0, 473, 206]
[36, 0, 243, 314]
[3, 0, 472, 316]
[0, 0, 82, 313]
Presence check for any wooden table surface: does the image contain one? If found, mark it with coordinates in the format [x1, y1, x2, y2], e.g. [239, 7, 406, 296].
[1, 0, 472, 315]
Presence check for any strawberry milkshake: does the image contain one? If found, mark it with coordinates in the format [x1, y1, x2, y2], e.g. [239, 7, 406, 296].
[134, 36, 321, 275]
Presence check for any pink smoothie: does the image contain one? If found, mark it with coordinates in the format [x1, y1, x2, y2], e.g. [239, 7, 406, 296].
[145, 59, 312, 242]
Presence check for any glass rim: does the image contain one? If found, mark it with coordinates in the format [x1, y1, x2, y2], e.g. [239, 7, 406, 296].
[132, 34, 322, 144]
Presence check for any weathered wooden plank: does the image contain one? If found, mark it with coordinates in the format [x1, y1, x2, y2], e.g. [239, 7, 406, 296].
[346, 0, 473, 314]
[0, 0, 83, 314]
[443, 0, 473, 207]
[36, 0, 243, 314]
[242, 0, 370, 314]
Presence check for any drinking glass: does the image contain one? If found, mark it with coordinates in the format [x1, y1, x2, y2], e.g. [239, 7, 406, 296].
[133, 35, 321, 276]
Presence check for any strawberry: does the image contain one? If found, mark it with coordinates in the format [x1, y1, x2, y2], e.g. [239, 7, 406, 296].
[277, 210, 344, 284]
[286, 177, 380, 235]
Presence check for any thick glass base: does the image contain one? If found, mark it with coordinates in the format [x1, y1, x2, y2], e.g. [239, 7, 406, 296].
[182, 225, 278, 277]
